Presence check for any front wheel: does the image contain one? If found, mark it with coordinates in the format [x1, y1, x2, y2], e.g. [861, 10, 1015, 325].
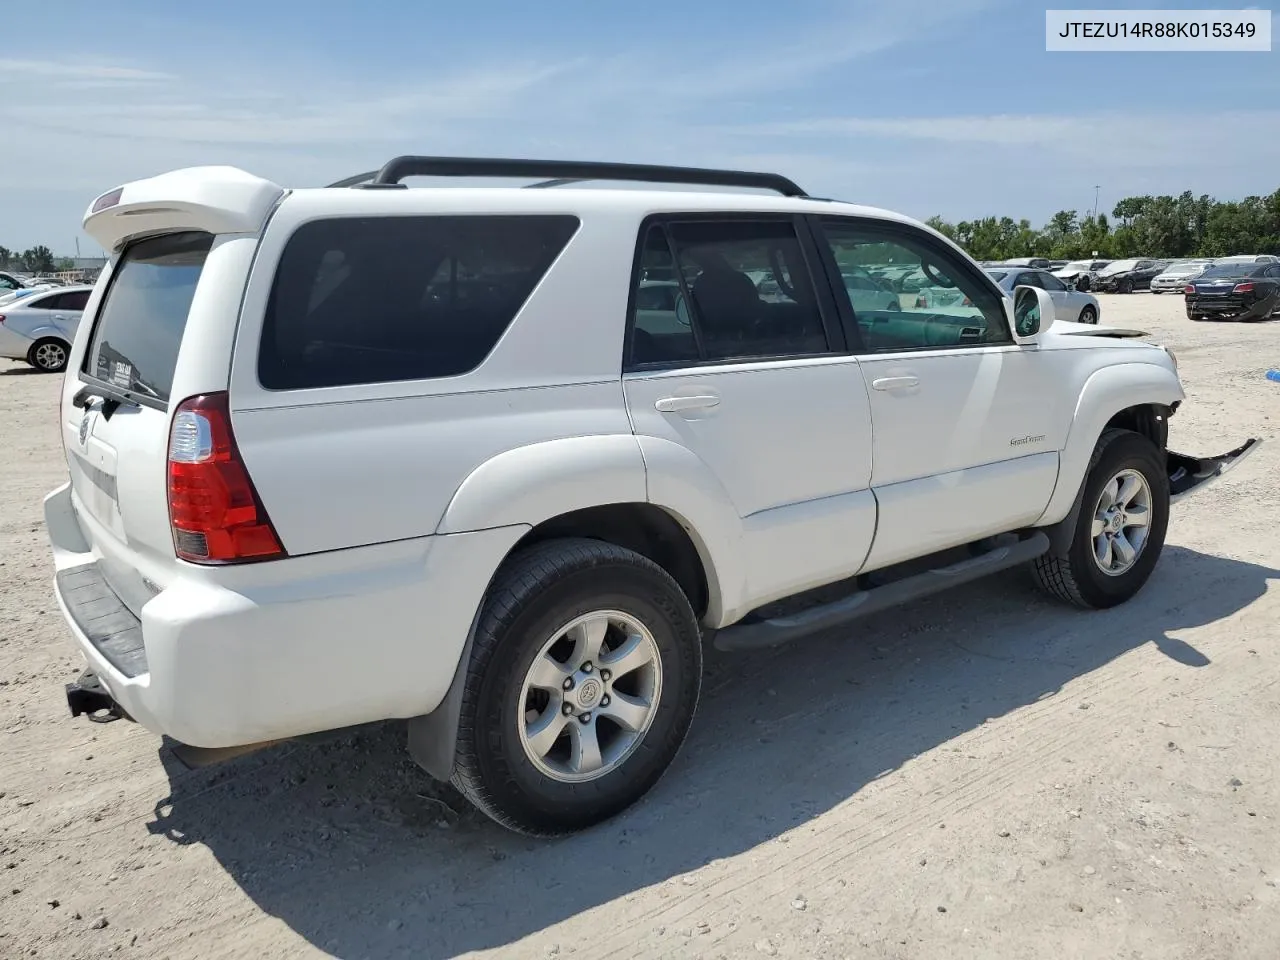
[1078, 305, 1098, 325]
[1031, 429, 1170, 609]
[450, 539, 702, 836]
[1118, 279, 1133, 294]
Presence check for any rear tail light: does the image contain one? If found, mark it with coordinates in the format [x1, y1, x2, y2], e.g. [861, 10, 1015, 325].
[1233, 282, 1255, 294]
[915, 295, 927, 308]
[167, 392, 285, 564]
[962, 296, 972, 306]
[0, 315, 6, 324]
[1183, 285, 1195, 295]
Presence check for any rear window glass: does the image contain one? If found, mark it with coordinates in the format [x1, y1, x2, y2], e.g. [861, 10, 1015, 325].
[82, 231, 212, 403]
[258, 215, 580, 390]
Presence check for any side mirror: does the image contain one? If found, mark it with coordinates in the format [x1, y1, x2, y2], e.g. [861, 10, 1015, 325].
[1012, 285, 1056, 342]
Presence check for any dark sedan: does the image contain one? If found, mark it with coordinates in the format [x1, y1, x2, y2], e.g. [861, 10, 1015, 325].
[1184, 262, 1280, 321]
[1090, 259, 1167, 293]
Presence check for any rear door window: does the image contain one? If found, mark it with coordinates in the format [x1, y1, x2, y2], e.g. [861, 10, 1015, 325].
[60, 290, 91, 311]
[257, 215, 580, 390]
[81, 231, 212, 404]
[26, 292, 62, 309]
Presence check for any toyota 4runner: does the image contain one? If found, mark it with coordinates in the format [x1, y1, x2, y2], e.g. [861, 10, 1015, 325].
[45, 156, 1260, 836]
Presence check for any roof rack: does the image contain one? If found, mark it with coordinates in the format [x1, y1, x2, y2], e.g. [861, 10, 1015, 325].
[325, 156, 808, 197]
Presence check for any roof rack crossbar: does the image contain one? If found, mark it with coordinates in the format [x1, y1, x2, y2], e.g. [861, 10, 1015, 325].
[341, 156, 807, 197]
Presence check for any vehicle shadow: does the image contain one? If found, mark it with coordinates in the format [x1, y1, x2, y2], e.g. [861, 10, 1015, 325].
[0, 366, 44, 376]
[146, 545, 1277, 959]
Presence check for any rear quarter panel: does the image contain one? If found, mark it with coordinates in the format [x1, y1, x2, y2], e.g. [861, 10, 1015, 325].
[227, 192, 643, 555]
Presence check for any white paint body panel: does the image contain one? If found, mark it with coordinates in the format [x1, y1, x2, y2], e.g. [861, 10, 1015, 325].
[625, 356, 876, 614]
[43, 165, 1196, 749]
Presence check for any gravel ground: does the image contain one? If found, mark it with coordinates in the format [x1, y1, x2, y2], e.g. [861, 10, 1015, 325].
[1, 292, 1278, 960]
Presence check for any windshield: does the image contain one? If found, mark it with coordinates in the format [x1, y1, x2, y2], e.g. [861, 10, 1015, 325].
[1162, 263, 1207, 275]
[1060, 261, 1092, 272]
[1099, 260, 1139, 276]
[81, 231, 212, 403]
[1198, 263, 1263, 279]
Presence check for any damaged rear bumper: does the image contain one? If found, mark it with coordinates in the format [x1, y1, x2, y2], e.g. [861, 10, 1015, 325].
[1169, 438, 1262, 503]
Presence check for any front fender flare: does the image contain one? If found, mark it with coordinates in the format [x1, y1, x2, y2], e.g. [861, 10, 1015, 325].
[1036, 361, 1184, 527]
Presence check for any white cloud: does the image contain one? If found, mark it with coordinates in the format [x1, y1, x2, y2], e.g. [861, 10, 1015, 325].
[0, 58, 173, 82]
[725, 110, 1280, 170]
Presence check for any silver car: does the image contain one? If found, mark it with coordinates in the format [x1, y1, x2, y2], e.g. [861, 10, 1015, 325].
[1150, 260, 1213, 293]
[0, 285, 92, 372]
[985, 267, 1101, 325]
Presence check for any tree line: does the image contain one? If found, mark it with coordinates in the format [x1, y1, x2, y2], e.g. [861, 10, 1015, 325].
[0, 245, 71, 274]
[925, 189, 1280, 263]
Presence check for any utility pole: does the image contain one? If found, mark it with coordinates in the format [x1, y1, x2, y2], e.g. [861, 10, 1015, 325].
[1092, 185, 1100, 219]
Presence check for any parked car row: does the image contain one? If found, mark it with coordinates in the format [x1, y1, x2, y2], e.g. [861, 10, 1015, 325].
[0, 284, 92, 371]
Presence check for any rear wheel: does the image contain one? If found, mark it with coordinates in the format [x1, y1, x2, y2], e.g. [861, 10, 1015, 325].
[1078, 305, 1098, 325]
[1032, 429, 1169, 609]
[450, 538, 702, 836]
[28, 338, 69, 373]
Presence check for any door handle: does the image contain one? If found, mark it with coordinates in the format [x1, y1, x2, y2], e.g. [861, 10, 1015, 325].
[655, 395, 720, 413]
[871, 376, 919, 391]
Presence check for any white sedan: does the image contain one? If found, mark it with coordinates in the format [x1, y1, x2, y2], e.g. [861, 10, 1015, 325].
[0, 285, 92, 372]
[985, 267, 1100, 325]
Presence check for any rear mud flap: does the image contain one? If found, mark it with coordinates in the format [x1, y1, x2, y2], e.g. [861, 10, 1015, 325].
[1168, 439, 1262, 503]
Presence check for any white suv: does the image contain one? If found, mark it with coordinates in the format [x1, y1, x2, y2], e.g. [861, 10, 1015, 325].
[45, 157, 1259, 836]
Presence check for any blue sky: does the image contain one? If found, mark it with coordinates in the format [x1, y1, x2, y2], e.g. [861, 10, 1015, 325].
[2, 0, 1277, 253]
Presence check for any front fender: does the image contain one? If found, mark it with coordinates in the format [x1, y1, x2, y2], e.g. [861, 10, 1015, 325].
[1036, 361, 1184, 526]
[436, 434, 648, 534]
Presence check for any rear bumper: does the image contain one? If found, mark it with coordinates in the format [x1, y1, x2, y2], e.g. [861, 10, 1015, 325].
[1186, 297, 1271, 320]
[44, 482, 527, 748]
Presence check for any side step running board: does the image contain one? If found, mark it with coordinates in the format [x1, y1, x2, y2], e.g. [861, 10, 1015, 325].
[713, 532, 1050, 652]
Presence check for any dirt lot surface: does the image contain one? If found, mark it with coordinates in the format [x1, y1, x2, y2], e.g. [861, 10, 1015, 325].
[2, 292, 1278, 960]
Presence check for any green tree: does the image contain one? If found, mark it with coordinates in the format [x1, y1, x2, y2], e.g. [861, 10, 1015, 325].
[927, 185, 1280, 261]
[0, 245, 11, 269]
[925, 216, 957, 240]
[56, 258, 75, 271]
[20, 246, 55, 273]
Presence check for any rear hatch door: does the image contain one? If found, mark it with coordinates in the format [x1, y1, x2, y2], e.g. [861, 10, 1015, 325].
[62, 232, 213, 616]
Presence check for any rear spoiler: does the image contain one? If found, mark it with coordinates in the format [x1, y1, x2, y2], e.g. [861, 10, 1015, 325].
[83, 166, 286, 251]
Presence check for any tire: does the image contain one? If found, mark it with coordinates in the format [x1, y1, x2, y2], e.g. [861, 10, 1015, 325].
[28, 338, 69, 373]
[1118, 279, 1133, 294]
[1078, 305, 1098, 325]
[1032, 429, 1170, 610]
[450, 538, 702, 836]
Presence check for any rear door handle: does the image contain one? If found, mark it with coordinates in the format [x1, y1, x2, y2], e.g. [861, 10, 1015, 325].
[655, 395, 720, 413]
[871, 376, 919, 391]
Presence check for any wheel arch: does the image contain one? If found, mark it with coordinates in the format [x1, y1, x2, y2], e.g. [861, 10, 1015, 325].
[1036, 362, 1182, 548]
[411, 437, 743, 782]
